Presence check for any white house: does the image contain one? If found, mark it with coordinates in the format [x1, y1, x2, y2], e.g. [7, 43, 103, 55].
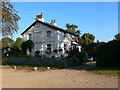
[21, 13, 81, 57]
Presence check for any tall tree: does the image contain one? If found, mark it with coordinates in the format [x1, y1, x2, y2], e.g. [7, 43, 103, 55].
[65, 23, 81, 35]
[81, 33, 95, 45]
[2, 2, 21, 35]
[2, 37, 14, 47]
[13, 37, 23, 50]
[114, 33, 120, 40]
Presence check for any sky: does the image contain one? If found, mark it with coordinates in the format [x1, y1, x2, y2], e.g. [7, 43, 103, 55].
[11, 2, 118, 42]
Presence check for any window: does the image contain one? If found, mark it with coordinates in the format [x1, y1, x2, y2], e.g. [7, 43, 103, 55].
[47, 44, 51, 50]
[64, 33, 66, 37]
[37, 23, 40, 28]
[47, 31, 51, 38]
[28, 34, 32, 39]
[64, 44, 67, 50]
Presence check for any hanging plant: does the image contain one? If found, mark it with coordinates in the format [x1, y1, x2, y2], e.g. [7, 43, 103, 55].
[64, 49, 69, 53]
[35, 50, 40, 54]
[59, 49, 62, 51]
[45, 50, 51, 54]
[53, 49, 58, 53]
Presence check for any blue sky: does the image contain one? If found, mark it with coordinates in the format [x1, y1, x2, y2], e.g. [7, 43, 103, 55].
[11, 2, 118, 42]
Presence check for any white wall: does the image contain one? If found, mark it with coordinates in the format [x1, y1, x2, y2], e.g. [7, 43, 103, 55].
[22, 22, 80, 57]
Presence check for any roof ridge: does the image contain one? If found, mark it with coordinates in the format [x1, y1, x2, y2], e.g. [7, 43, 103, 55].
[21, 20, 78, 36]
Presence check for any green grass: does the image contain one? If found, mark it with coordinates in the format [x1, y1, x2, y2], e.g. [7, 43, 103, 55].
[3, 64, 58, 70]
[90, 67, 120, 75]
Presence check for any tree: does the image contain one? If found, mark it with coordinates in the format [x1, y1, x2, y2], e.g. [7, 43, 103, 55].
[2, 2, 21, 35]
[65, 23, 81, 35]
[83, 42, 103, 61]
[2, 37, 14, 47]
[81, 33, 95, 45]
[114, 33, 120, 40]
[13, 37, 23, 50]
[21, 40, 34, 54]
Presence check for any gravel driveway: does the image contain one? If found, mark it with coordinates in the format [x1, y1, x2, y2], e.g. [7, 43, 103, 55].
[2, 62, 118, 88]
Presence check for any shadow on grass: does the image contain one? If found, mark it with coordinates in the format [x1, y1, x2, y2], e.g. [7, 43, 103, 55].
[90, 67, 120, 75]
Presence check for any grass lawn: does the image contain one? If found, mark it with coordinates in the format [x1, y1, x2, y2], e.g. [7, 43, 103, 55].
[2, 65, 58, 71]
[90, 67, 120, 76]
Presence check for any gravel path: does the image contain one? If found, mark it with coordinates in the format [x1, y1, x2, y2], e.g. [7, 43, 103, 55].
[2, 66, 118, 88]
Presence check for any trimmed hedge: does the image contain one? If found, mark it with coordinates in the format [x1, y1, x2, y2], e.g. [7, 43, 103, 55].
[2, 57, 75, 68]
[96, 40, 120, 67]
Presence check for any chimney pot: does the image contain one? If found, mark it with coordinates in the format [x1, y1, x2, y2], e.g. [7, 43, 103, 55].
[41, 13, 43, 17]
[35, 13, 44, 22]
[54, 19, 56, 23]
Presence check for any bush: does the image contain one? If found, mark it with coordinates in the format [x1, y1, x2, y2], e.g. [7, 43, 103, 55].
[96, 40, 120, 67]
[78, 51, 88, 64]
[67, 50, 88, 65]
[2, 57, 75, 68]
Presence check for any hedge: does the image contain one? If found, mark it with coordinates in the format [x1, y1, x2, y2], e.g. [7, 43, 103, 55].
[96, 40, 120, 67]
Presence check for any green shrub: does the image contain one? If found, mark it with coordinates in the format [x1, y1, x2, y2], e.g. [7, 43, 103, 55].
[78, 51, 88, 64]
[68, 50, 88, 65]
[2, 57, 74, 68]
[96, 40, 120, 67]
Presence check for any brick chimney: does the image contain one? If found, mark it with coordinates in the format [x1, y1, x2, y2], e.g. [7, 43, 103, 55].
[35, 13, 44, 22]
[51, 19, 57, 26]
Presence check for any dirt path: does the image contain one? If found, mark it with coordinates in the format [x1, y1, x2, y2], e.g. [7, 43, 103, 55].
[2, 66, 118, 88]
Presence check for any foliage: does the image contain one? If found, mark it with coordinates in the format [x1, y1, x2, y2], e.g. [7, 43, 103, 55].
[90, 67, 120, 75]
[2, 37, 14, 47]
[12, 37, 23, 50]
[2, 57, 75, 68]
[2, 2, 21, 35]
[65, 23, 81, 35]
[45, 50, 51, 54]
[25, 40, 34, 50]
[81, 33, 95, 45]
[34, 50, 40, 57]
[114, 33, 120, 40]
[21, 40, 34, 54]
[82, 42, 103, 60]
[53, 49, 58, 53]
[21, 42, 27, 54]
[96, 40, 120, 67]
[64, 49, 69, 53]
[68, 50, 88, 65]
[59, 49, 62, 51]
[77, 51, 88, 64]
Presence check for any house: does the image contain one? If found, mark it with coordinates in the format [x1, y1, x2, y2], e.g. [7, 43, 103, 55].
[21, 13, 81, 57]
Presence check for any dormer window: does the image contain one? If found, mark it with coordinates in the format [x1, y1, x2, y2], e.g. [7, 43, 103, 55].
[37, 23, 40, 28]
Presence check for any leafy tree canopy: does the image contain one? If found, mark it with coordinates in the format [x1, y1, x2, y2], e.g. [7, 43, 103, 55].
[114, 33, 120, 40]
[2, 37, 14, 47]
[81, 33, 95, 45]
[12, 37, 23, 50]
[2, 2, 21, 36]
[65, 23, 81, 35]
